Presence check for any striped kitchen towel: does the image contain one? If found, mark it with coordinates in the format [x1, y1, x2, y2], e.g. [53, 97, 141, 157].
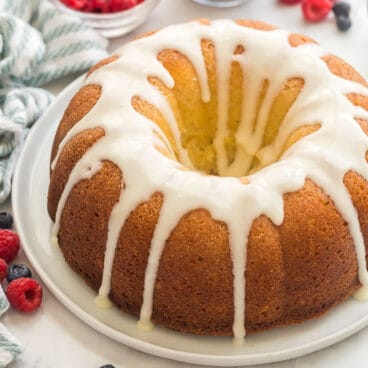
[0, 0, 108, 204]
[0, 287, 22, 368]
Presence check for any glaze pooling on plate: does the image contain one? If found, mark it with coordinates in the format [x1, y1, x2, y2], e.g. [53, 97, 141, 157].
[51, 20, 368, 341]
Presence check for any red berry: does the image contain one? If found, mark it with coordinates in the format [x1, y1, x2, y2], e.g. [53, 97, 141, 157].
[0, 230, 20, 263]
[0, 259, 7, 282]
[7, 278, 43, 312]
[279, 0, 301, 4]
[60, 0, 144, 12]
[61, 0, 88, 10]
[302, 0, 335, 22]
[82, 1, 95, 12]
[111, 0, 140, 11]
[91, 0, 110, 12]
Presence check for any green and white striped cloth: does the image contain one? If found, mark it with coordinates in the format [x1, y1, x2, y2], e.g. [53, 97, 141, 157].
[0, 287, 21, 368]
[0, 0, 108, 365]
[0, 0, 108, 204]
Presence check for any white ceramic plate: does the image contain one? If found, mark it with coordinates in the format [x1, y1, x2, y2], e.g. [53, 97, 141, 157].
[12, 76, 368, 367]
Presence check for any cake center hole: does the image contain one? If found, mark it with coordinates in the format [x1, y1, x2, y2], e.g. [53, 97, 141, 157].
[171, 76, 308, 178]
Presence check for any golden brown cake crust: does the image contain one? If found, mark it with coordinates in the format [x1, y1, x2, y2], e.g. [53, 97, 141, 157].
[48, 20, 368, 336]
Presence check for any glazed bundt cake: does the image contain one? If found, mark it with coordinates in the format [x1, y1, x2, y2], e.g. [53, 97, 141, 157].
[47, 19, 368, 341]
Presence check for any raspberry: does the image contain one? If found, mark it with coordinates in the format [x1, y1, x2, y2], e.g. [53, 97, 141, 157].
[91, 0, 110, 12]
[302, 0, 335, 22]
[7, 278, 43, 312]
[61, 0, 88, 10]
[111, 0, 141, 11]
[61, 0, 144, 12]
[0, 230, 20, 263]
[0, 259, 8, 282]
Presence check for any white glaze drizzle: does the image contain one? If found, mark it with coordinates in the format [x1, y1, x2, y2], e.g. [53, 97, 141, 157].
[51, 20, 368, 341]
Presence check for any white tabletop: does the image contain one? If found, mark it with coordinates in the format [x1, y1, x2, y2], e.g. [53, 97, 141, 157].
[4, 0, 368, 367]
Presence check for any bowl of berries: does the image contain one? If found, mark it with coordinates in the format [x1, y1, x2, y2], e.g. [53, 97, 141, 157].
[51, 0, 161, 38]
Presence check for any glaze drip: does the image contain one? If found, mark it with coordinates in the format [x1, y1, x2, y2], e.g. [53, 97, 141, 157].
[51, 20, 368, 341]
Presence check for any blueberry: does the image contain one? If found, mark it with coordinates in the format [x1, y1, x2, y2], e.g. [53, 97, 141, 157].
[336, 15, 352, 32]
[332, 2, 351, 17]
[0, 212, 13, 229]
[7, 264, 32, 283]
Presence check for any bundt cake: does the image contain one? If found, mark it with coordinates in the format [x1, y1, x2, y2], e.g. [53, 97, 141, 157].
[47, 19, 368, 341]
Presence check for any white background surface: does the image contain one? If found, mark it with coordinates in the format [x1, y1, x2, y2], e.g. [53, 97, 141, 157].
[3, 0, 368, 367]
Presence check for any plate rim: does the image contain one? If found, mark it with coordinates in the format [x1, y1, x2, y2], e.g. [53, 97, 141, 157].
[11, 75, 368, 367]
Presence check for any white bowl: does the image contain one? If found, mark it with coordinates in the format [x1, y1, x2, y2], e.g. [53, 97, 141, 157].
[51, 0, 161, 38]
